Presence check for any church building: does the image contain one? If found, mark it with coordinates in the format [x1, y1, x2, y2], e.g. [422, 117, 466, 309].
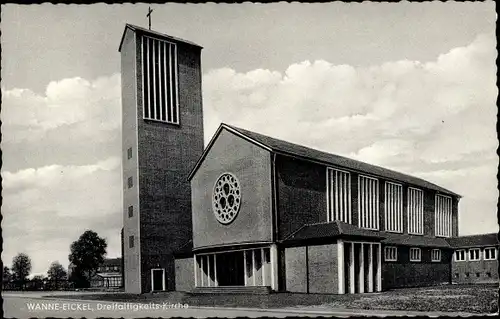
[120, 24, 498, 294]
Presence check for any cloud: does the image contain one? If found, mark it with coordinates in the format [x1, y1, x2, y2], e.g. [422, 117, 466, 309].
[203, 32, 498, 235]
[1, 74, 122, 274]
[1, 74, 121, 171]
[1, 158, 122, 275]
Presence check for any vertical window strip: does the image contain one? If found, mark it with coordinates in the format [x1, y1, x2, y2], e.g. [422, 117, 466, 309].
[148, 37, 154, 118]
[159, 41, 166, 121]
[408, 188, 423, 234]
[166, 42, 172, 122]
[142, 37, 149, 118]
[153, 39, 158, 120]
[348, 173, 352, 223]
[326, 168, 351, 223]
[335, 170, 339, 221]
[385, 182, 402, 232]
[173, 43, 179, 123]
[326, 169, 331, 222]
[358, 176, 362, 228]
[141, 36, 178, 124]
[330, 169, 334, 222]
[435, 195, 452, 237]
[359, 176, 378, 230]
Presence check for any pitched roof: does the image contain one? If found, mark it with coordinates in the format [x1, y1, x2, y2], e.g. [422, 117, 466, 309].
[282, 220, 452, 248]
[381, 232, 450, 248]
[224, 124, 460, 197]
[93, 273, 122, 278]
[101, 258, 121, 267]
[446, 233, 499, 248]
[118, 23, 203, 52]
[282, 220, 384, 243]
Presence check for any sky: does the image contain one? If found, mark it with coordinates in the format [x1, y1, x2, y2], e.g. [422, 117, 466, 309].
[1, 2, 497, 276]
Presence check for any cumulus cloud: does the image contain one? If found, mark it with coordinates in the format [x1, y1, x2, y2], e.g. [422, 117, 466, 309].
[203, 32, 497, 235]
[1, 157, 122, 275]
[1, 74, 121, 170]
[1, 74, 122, 274]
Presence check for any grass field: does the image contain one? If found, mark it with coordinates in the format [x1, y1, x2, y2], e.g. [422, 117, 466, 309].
[52, 283, 498, 314]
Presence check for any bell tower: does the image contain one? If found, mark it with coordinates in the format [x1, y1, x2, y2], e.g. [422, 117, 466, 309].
[119, 24, 204, 293]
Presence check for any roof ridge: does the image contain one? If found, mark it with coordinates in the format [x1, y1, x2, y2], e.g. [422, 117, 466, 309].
[223, 124, 460, 197]
[119, 23, 203, 52]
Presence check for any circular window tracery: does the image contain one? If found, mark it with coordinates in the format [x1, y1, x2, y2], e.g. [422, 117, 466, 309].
[212, 173, 241, 225]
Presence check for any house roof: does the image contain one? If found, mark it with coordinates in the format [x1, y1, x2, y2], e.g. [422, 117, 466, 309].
[189, 123, 459, 197]
[446, 233, 499, 248]
[94, 272, 122, 278]
[101, 258, 121, 267]
[118, 23, 203, 52]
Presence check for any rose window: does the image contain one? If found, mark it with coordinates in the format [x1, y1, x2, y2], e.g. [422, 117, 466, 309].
[212, 173, 241, 224]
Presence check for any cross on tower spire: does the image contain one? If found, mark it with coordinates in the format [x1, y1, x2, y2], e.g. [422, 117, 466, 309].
[146, 6, 153, 30]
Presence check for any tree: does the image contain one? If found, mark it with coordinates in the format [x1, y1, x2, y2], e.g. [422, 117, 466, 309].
[3, 266, 13, 290]
[30, 275, 46, 291]
[47, 261, 67, 290]
[12, 253, 32, 290]
[68, 266, 89, 289]
[68, 230, 107, 286]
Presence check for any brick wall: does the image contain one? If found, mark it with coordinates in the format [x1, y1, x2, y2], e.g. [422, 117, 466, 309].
[276, 156, 327, 240]
[284, 246, 307, 293]
[382, 245, 452, 289]
[307, 243, 338, 293]
[451, 247, 499, 284]
[175, 258, 194, 292]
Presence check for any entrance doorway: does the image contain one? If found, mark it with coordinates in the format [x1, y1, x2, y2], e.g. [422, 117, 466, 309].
[151, 268, 165, 291]
[216, 251, 244, 286]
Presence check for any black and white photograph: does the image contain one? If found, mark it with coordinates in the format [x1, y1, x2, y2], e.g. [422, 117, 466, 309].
[1, 1, 498, 317]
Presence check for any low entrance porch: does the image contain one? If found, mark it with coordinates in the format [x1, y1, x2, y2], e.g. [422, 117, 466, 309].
[193, 245, 278, 290]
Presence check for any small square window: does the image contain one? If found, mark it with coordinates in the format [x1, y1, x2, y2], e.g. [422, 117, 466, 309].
[484, 247, 497, 260]
[469, 248, 480, 261]
[465, 272, 470, 278]
[476, 273, 480, 277]
[431, 249, 441, 262]
[127, 147, 133, 160]
[384, 246, 397, 261]
[410, 248, 421, 262]
[128, 177, 133, 188]
[455, 250, 466, 261]
[128, 206, 133, 218]
[129, 235, 134, 248]
[487, 272, 492, 278]
[454, 273, 459, 278]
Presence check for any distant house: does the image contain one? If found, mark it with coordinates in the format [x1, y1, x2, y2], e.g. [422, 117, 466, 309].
[90, 258, 123, 289]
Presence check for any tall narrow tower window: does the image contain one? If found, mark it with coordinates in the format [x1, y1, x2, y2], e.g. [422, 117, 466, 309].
[141, 35, 179, 124]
